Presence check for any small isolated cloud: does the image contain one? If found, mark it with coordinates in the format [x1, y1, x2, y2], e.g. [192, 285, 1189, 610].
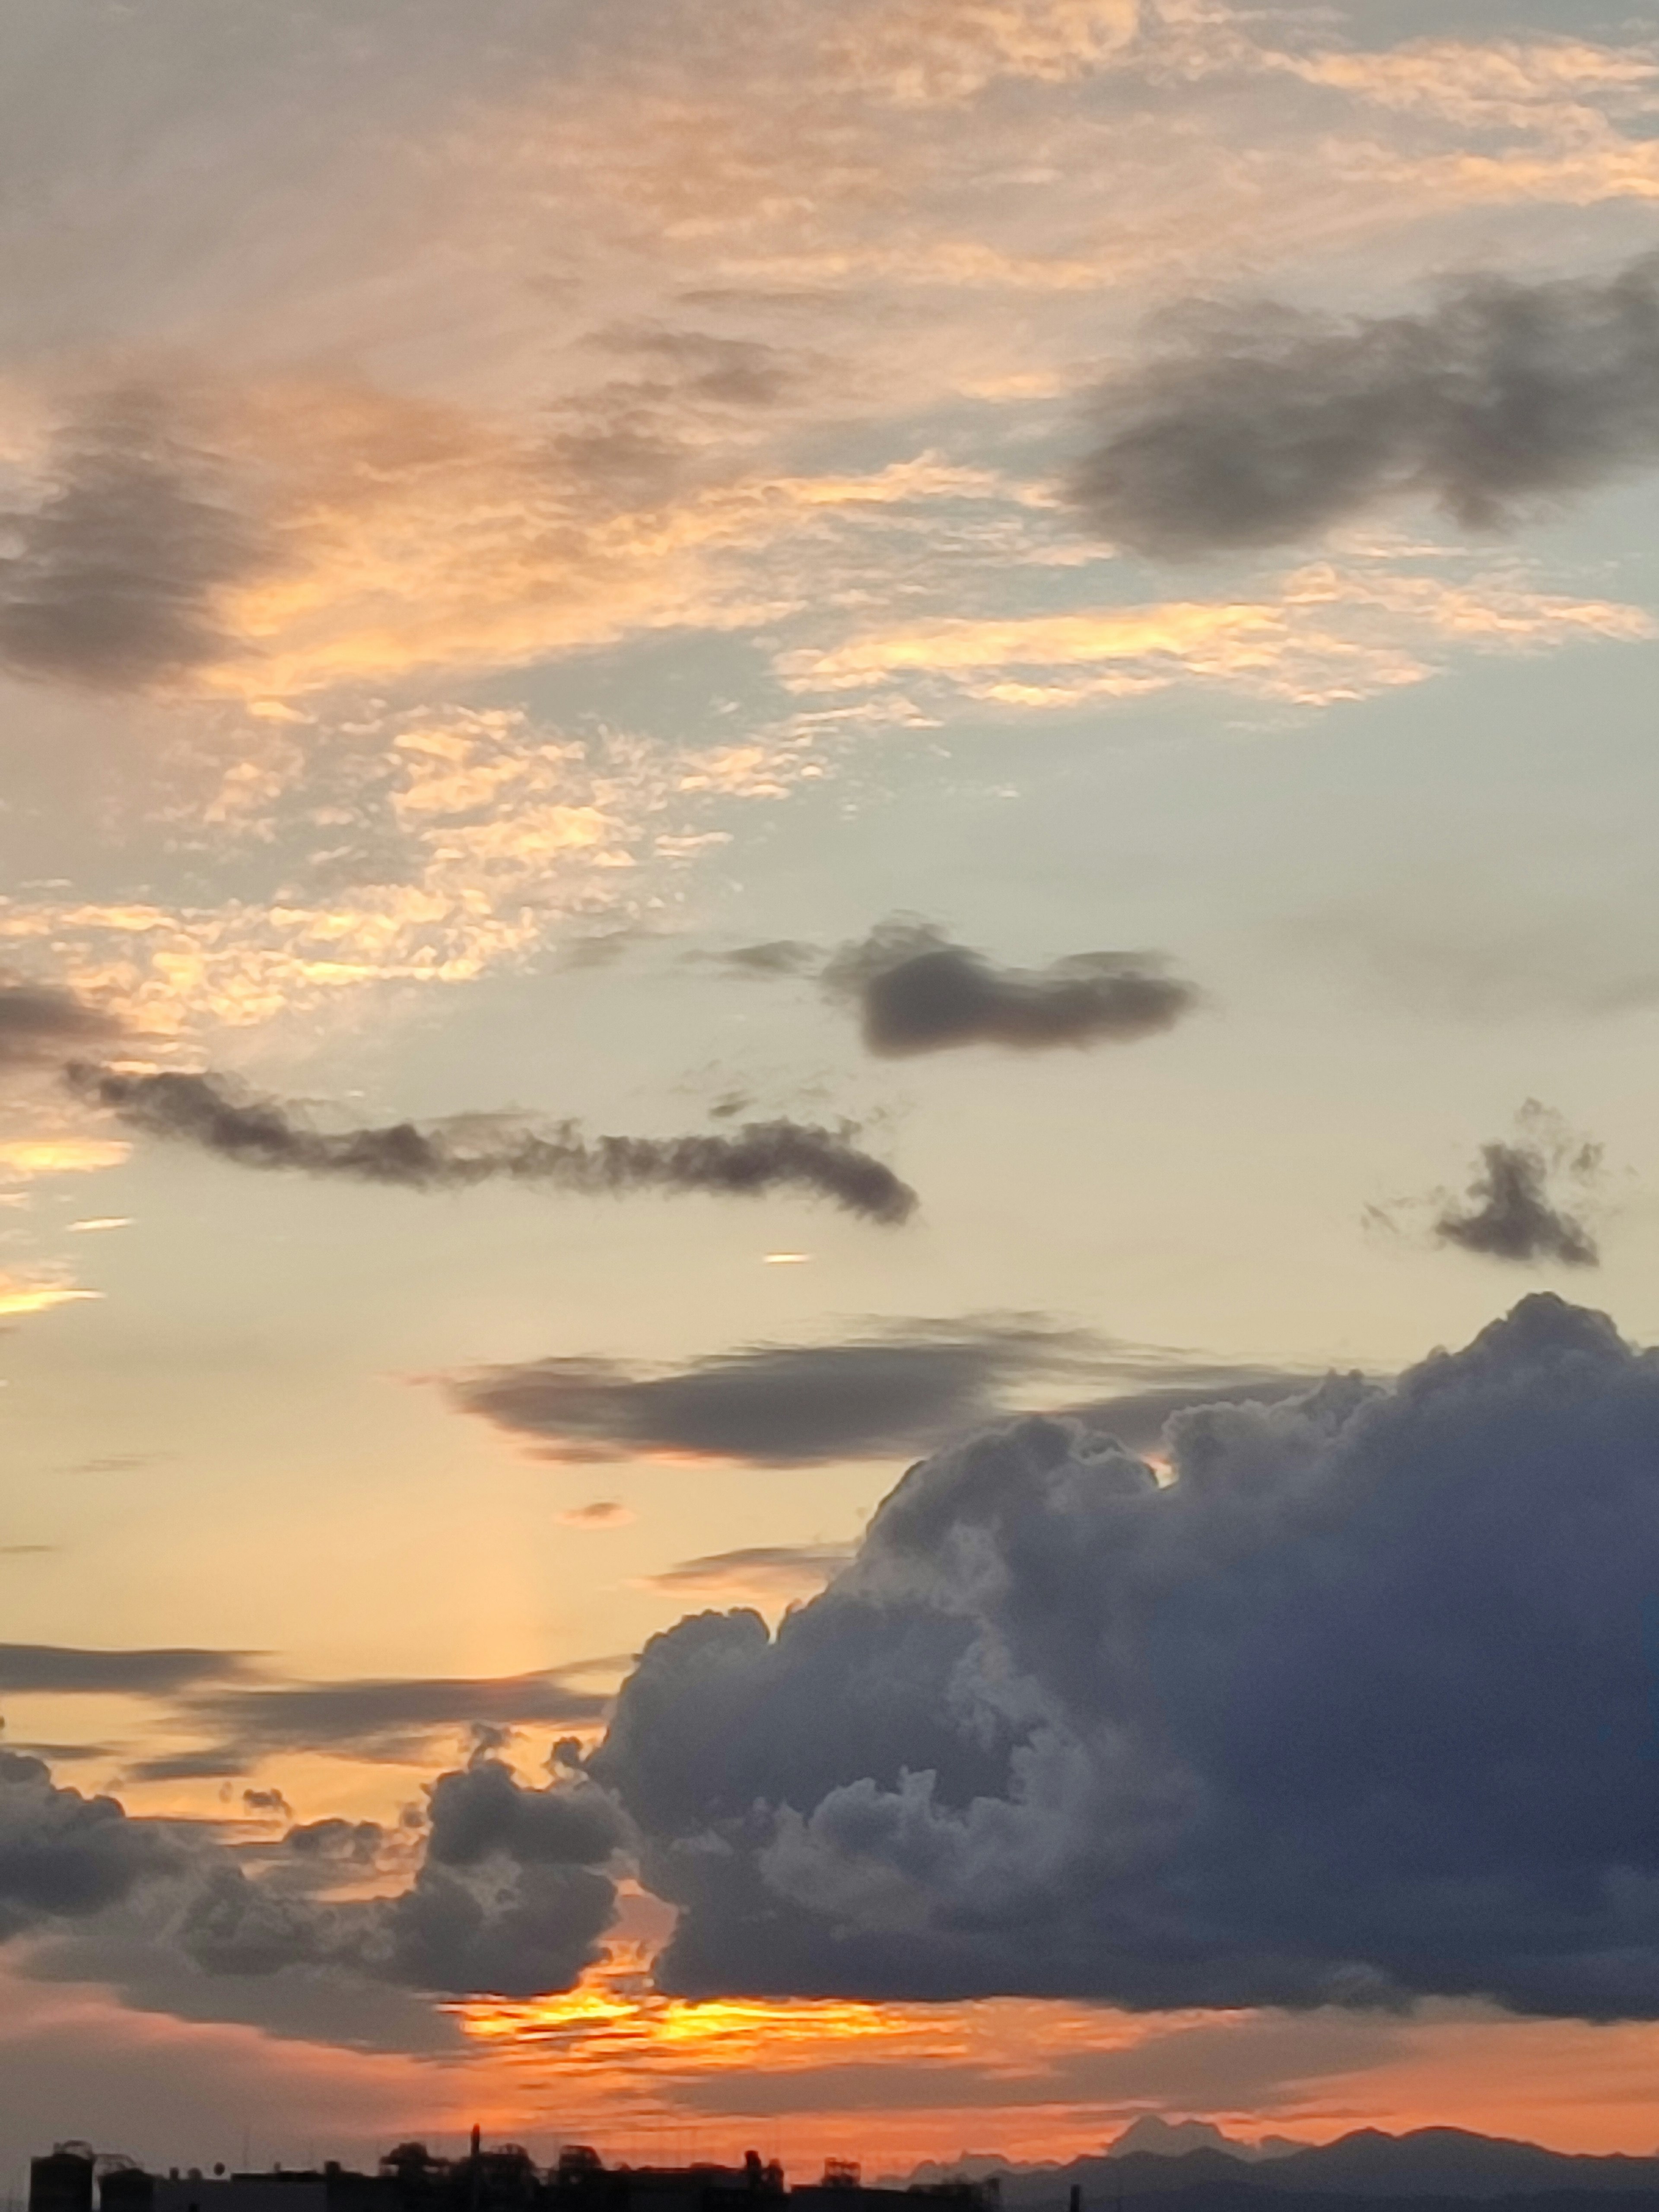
[714, 941, 823, 979]
[0, 385, 270, 691]
[559, 1501, 635, 1529]
[825, 918, 1199, 1057]
[1067, 251, 1659, 558]
[1434, 1104, 1603, 1268]
[641, 1543, 858, 1599]
[64, 1064, 917, 1226]
[0, 1645, 252, 1697]
[594, 1296, 1659, 2019]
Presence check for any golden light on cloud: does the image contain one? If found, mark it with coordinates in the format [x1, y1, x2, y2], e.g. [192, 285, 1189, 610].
[0, 1273, 102, 1317]
[0, 1138, 132, 1177]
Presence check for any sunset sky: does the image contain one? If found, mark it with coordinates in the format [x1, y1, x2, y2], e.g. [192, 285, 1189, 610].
[5, 0, 1659, 2187]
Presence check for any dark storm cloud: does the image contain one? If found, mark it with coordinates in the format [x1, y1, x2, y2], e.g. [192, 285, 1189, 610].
[0, 976, 124, 1074]
[824, 919, 1198, 1057]
[451, 1319, 1113, 1468]
[593, 1296, 1659, 2019]
[1436, 1129, 1602, 1268]
[65, 1064, 917, 1225]
[0, 385, 267, 690]
[177, 1668, 610, 1765]
[1067, 252, 1659, 557]
[0, 1644, 251, 1697]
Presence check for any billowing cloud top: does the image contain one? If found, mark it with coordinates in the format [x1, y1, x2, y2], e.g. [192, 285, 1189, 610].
[594, 1296, 1659, 2019]
[1068, 253, 1659, 557]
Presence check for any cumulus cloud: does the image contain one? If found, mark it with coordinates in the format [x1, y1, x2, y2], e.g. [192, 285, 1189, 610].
[593, 1297, 1659, 2018]
[1068, 252, 1659, 557]
[0, 1645, 251, 1697]
[0, 386, 269, 690]
[452, 1319, 1122, 1468]
[824, 919, 1198, 1057]
[0, 1748, 180, 1940]
[65, 1065, 917, 1225]
[7, 1742, 622, 2006]
[1434, 1105, 1602, 1267]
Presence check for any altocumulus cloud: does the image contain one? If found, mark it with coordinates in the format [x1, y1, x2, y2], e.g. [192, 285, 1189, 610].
[0, 976, 124, 1076]
[1068, 252, 1659, 557]
[592, 1296, 1659, 2019]
[66, 1065, 915, 1225]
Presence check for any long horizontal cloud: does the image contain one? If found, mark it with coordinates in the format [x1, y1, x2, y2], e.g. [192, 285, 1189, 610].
[594, 1295, 1659, 2018]
[450, 1319, 1282, 1469]
[170, 1668, 611, 1768]
[0, 1645, 252, 1697]
[1067, 252, 1659, 556]
[65, 1065, 916, 1225]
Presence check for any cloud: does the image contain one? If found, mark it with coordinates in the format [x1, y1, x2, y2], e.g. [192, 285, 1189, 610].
[64, 1065, 918, 1226]
[824, 918, 1199, 1057]
[1067, 252, 1659, 557]
[593, 1296, 1659, 2019]
[169, 1669, 612, 1769]
[559, 1501, 636, 1529]
[0, 1749, 181, 1940]
[0, 976, 124, 1076]
[0, 1646, 251, 1697]
[1434, 1107, 1603, 1267]
[0, 386, 270, 691]
[642, 1545, 858, 1598]
[451, 1319, 1117, 1468]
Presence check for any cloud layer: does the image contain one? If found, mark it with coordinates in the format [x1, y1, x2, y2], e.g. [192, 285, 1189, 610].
[594, 1297, 1659, 2019]
[66, 1065, 916, 1225]
[1068, 252, 1659, 557]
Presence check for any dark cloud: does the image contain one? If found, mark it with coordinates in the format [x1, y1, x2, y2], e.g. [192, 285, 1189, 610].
[1067, 252, 1659, 557]
[175, 1668, 610, 1767]
[0, 1748, 180, 1939]
[0, 975, 124, 1074]
[594, 1296, 1659, 2019]
[1435, 1106, 1602, 1268]
[451, 1319, 1114, 1468]
[65, 1064, 917, 1225]
[825, 919, 1198, 1058]
[0, 385, 267, 690]
[0, 1644, 251, 1697]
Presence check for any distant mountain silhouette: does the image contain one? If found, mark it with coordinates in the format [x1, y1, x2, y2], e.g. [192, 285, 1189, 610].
[911, 2129, 1659, 2207]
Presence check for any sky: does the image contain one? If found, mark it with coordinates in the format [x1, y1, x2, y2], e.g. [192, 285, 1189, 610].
[5, 0, 1659, 2186]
